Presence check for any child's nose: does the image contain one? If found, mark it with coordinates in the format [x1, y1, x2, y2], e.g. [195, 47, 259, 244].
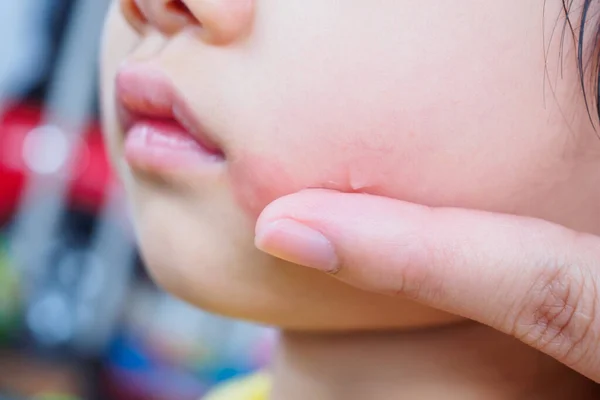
[120, 0, 253, 44]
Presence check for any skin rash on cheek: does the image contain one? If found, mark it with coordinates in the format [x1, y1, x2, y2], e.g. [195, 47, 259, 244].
[228, 150, 398, 220]
[228, 152, 302, 219]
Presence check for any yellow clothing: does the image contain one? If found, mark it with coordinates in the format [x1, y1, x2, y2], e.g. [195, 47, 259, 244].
[203, 373, 271, 400]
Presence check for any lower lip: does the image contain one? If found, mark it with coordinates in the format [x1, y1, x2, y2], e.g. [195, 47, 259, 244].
[124, 120, 225, 172]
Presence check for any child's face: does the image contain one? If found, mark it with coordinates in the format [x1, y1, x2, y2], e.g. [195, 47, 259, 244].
[102, 0, 600, 330]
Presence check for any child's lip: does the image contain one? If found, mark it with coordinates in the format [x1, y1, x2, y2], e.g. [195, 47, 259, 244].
[115, 62, 225, 157]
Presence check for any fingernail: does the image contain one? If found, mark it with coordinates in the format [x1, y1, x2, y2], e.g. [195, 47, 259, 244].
[255, 219, 339, 273]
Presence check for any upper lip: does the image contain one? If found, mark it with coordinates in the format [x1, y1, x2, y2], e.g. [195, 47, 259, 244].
[115, 63, 224, 155]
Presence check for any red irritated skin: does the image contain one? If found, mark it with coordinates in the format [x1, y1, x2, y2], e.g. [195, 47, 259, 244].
[228, 152, 297, 220]
[228, 150, 399, 220]
[102, 0, 600, 332]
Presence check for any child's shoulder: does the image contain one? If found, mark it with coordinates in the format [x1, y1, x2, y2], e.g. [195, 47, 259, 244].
[203, 373, 271, 400]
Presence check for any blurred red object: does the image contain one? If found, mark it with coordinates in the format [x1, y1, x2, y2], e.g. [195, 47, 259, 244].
[0, 103, 117, 223]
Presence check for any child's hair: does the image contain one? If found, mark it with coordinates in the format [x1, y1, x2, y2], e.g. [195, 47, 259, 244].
[567, 0, 600, 125]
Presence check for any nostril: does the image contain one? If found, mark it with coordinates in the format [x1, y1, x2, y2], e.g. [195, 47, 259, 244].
[131, 3, 146, 23]
[166, 0, 190, 14]
[121, 0, 148, 32]
[165, 1, 191, 18]
[165, 0, 202, 27]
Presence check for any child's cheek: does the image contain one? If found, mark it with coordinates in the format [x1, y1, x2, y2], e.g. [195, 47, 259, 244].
[228, 149, 401, 220]
[228, 152, 304, 220]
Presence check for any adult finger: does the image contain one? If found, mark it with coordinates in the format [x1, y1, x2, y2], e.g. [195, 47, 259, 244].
[255, 189, 600, 382]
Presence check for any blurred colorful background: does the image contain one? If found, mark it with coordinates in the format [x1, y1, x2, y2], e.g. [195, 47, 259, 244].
[0, 1, 275, 399]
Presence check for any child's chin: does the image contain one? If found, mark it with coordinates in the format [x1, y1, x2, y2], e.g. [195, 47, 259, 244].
[130, 193, 462, 331]
[141, 246, 463, 331]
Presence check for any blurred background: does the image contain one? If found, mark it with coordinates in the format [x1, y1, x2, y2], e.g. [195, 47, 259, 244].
[0, 1, 275, 399]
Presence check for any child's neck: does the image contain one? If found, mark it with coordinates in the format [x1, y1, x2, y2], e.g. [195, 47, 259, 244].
[272, 322, 598, 400]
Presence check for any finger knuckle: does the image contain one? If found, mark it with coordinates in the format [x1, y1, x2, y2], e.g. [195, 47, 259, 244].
[513, 258, 599, 367]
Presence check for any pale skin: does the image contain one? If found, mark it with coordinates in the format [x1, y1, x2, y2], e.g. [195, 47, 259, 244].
[102, 0, 600, 398]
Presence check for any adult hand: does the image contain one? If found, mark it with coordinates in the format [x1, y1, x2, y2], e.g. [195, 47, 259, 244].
[255, 189, 600, 383]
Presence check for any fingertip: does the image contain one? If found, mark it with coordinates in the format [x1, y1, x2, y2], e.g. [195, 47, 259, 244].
[254, 218, 340, 273]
